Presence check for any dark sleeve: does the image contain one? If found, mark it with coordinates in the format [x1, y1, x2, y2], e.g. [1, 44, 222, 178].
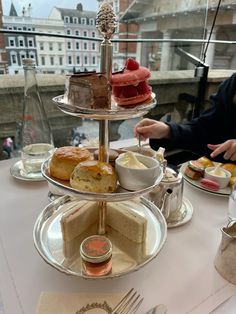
[150, 73, 236, 154]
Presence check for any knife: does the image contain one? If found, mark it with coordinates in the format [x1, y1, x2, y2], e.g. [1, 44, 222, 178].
[145, 304, 167, 314]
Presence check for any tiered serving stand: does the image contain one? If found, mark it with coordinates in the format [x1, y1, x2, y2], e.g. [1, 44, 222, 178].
[33, 3, 167, 279]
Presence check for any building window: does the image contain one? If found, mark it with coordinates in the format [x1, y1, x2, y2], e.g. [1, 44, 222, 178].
[68, 56, 72, 64]
[40, 43, 44, 50]
[67, 42, 72, 49]
[76, 56, 80, 64]
[11, 53, 17, 64]
[64, 16, 69, 23]
[73, 17, 78, 24]
[28, 39, 33, 47]
[41, 56, 45, 65]
[91, 31, 95, 38]
[58, 43, 62, 51]
[84, 56, 88, 65]
[50, 57, 54, 65]
[67, 29, 71, 35]
[92, 56, 96, 65]
[89, 18, 94, 25]
[92, 42, 96, 50]
[20, 54, 26, 64]
[75, 30, 79, 36]
[76, 42, 80, 50]
[83, 31, 87, 37]
[81, 18, 86, 25]
[19, 39, 24, 47]
[59, 57, 63, 65]
[49, 43, 53, 51]
[84, 42, 87, 50]
[9, 38, 15, 47]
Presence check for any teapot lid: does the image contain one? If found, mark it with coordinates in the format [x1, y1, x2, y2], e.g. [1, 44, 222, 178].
[162, 167, 182, 183]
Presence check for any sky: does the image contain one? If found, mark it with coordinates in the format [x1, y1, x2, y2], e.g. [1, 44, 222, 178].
[2, 0, 99, 18]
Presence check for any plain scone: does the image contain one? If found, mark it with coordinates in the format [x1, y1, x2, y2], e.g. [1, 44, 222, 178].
[49, 146, 93, 180]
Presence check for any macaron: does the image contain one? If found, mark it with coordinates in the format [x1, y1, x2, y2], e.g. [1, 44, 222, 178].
[111, 58, 152, 106]
[200, 178, 220, 191]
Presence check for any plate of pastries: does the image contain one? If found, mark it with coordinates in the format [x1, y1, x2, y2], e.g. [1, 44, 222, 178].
[180, 156, 236, 196]
[42, 146, 163, 202]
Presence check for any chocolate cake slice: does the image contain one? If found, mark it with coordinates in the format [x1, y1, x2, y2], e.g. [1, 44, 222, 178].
[68, 72, 111, 109]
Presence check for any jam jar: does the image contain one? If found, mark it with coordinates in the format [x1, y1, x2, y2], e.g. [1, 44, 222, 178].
[80, 235, 112, 276]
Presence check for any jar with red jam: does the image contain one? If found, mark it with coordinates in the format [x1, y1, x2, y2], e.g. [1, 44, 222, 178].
[80, 235, 112, 276]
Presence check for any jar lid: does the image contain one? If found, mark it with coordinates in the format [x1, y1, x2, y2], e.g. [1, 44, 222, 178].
[188, 160, 205, 172]
[80, 235, 112, 264]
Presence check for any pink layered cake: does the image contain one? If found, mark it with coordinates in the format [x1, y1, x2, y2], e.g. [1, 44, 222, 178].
[111, 58, 152, 106]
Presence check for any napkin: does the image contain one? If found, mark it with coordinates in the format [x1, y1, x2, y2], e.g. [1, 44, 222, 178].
[36, 292, 123, 314]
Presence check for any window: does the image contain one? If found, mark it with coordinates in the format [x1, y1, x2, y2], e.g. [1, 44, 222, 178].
[73, 17, 78, 24]
[67, 42, 72, 49]
[83, 31, 87, 37]
[76, 56, 80, 64]
[92, 42, 96, 50]
[64, 16, 69, 23]
[40, 43, 44, 50]
[91, 31, 95, 38]
[58, 43, 62, 51]
[67, 29, 71, 35]
[28, 39, 33, 47]
[59, 57, 63, 65]
[75, 30, 79, 36]
[50, 57, 54, 65]
[84, 56, 88, 65]
[19, 38, 24, 47]
[89, 19, 94, 26]
[81, 18, 86, 25]
[68, 56, 72, 64]
[76, 42, 80, 50]
[20, 53, 26, 64]
[9, 38, 15, 47]
[11, 53, 17, 65]
[49, 43, 53, 51]
[41, 56, 45, 65]
[92, 56, 96, 65]
[84, 42, 87, 50]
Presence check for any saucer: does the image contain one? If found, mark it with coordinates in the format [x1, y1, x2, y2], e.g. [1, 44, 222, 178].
[77, 301, 112, 313]
[10, 160, 45, 182]
[167, 198, 193, 228]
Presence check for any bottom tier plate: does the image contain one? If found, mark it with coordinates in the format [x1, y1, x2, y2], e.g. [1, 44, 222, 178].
[33, 195, 167, 279]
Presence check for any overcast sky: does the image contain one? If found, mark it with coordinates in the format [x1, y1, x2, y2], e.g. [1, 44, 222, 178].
[2, 0, 99, 18]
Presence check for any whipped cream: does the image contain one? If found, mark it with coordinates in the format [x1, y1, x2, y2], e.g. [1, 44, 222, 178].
[118, 151, 147, 169]
[209, 166, 227, 178]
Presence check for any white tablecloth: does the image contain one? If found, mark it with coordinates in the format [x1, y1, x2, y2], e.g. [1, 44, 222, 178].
[0, 158, 236, 314]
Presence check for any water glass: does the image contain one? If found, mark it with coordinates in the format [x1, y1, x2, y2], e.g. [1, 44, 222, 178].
[228, 183, 236, 222]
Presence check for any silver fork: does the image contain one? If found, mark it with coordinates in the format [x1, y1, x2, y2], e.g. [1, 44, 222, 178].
[111, 288, 143, 314]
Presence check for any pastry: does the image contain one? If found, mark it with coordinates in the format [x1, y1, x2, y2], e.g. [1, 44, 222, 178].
[229, 176, 236, 189]
[197, 156, 214, 169]
[93, 148, 119, 167]
[49, 146, 93, 180]
[70, 160, 117, 193]
[111, 58, 152, 106]
[68, 72, 110, 109]
[220, 163, 236, 177]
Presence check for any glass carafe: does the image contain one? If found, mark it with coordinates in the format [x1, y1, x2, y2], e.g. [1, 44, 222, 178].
[21, 58, 54, 176]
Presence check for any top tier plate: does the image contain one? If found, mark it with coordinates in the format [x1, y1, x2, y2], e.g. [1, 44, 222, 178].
[52, 93, 157, 120]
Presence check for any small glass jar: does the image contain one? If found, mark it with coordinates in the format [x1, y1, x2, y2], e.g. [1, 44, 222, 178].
[80, 235, 112, 276]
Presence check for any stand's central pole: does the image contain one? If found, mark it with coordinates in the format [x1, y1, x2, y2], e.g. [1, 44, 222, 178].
[96, 3, 117, 235]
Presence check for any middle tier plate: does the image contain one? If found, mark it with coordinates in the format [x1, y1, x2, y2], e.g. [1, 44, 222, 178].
[42, 158, 163, 202]
[52, 93, 157, 120]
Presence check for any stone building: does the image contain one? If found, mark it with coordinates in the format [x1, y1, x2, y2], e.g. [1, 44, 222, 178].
[0, 0, 7, 74]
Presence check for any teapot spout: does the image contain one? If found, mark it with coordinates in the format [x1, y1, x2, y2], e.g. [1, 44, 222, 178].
[160, 188, 173, 219]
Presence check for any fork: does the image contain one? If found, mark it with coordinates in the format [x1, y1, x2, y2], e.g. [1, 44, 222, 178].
[111, 288, 143, 314]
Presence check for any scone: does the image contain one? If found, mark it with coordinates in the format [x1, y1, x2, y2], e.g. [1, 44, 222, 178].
[50, 146, 93, 180]
[197, 156, 214, 169]
[70, 160, 117, 193]
[221, 163, 236, 177]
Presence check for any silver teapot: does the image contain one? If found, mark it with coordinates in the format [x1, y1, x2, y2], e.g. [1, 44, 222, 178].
[214, 221, 236, 284]
[148, 166, 184, 224]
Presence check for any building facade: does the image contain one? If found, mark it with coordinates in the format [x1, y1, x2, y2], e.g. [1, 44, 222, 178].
[0, 0, 7, 74]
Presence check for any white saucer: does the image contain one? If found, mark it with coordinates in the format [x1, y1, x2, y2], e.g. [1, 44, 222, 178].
[10, 160, 45, 182]
[167, 198, 193, 228]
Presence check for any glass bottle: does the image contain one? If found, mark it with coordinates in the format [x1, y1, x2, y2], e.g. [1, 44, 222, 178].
[21, 58, 54, 175]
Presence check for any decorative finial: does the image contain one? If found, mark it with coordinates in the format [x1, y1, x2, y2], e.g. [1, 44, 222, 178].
[96, 2, 117, 40]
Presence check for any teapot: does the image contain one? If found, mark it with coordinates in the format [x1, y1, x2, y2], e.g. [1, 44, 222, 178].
[214, 221, 236, 284]
[148, 166, 184, 224]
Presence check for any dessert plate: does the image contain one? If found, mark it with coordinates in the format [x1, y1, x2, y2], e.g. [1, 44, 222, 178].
[33, 195, 167, 279]
[10, 160, 45, 182]
[41, 158, 163, 202]
[180, 162, 231, 197]
[52, 93, 157, 120]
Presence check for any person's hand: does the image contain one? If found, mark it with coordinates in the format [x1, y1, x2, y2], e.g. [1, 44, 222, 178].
[134, 118, 171, 141]
[208, 140, 236, 161]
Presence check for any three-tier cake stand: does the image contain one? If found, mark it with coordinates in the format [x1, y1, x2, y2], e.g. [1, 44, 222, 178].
[33, 2, 167, 279]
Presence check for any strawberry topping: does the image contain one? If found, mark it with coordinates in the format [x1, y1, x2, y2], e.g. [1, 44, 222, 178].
[125, 58, 139, 71]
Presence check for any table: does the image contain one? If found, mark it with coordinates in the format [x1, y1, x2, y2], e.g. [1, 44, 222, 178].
[0, 157, 236, 314]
